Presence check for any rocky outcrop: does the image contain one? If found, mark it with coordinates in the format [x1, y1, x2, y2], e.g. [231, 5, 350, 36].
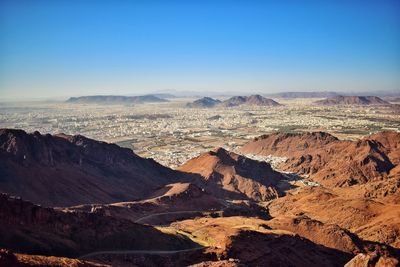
[0, 129, 181, 207]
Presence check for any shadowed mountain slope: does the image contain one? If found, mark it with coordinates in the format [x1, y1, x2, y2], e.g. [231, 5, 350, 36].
[0, 129, 181, 207]
[0, 194, 198, 258]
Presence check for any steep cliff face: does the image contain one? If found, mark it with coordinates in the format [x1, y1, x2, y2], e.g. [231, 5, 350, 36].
[0, 129, 180, 207]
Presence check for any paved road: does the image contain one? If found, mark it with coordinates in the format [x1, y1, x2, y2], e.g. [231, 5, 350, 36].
[79, 247, 205, 260]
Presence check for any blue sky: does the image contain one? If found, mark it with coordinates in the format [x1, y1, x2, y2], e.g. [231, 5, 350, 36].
[0, 0, 399, 99]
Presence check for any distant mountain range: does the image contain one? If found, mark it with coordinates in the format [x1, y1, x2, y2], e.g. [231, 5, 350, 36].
[187, 95, 281, 108]
[314, 95, 390, 105]
[66, 94, 168, 104]
[266, 91, 340, 98]
[150, 89, 400, 99]
[63, 92, 400, 105]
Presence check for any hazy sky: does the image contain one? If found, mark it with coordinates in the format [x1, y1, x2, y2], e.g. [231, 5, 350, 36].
[1, 0, 399, 99]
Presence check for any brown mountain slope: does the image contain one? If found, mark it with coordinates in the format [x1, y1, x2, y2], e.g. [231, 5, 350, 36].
[178, 148, 286, 201]
[268, 187, 400, 249]
[266, 215, 364, 254]
[240, 131, 400, 187]
[171, 216, 353, 267]
[0, 193, 198, 258]
[0, 129, 180, 207]
[314, 96, 390, 105]
[345, 253, 399, 267]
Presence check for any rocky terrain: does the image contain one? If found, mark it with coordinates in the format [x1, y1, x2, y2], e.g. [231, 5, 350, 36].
[314, 96, 390, 105]
[0, 193, 199, 258]
[0, 128, 399, 266]
[169, 216, 353, 266]
[0, 129, 183, 206]
[179, 148, 285, 201]
[241, 131, 400, 187]
[63, 182, 226, 225]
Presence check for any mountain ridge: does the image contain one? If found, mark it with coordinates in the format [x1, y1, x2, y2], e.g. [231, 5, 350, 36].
[314, 96, 390, 105]
[66, 95, 168, 104]
[0, 128, 180, 207]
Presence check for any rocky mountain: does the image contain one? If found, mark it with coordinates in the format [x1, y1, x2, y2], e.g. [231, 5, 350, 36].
[0, 193, 198, 258]
[65, 182, 225, 224]
[2, 128, 400, 266]
[178, 148, 286, 201]
[220, 95, 281, 107]
[314, 96, 390, 105]
[172, 216, 354, 267]
[268, 186, 400, 251]
[66, 95, 168, 104]
[0, 129, 180, 207]
[186, 97, 222, 108]
[241, 131, 400, 187]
